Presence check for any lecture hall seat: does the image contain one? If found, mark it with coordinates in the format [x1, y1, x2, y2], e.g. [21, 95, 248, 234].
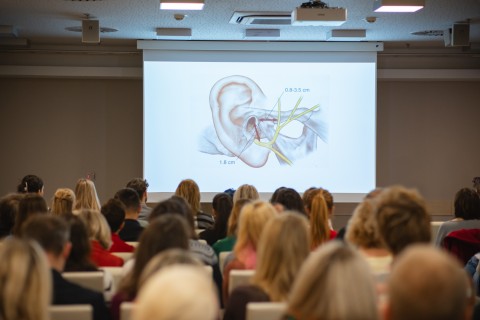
[246, 302, 286, 320]
[49, 304, 93, 320]
[229, 269, 254, 294]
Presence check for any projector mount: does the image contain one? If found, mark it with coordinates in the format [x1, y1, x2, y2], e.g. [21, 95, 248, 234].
[300, 0, 329, 8]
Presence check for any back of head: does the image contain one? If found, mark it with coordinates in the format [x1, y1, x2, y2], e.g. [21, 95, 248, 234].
[0, 238, 51, 320]
[227, 198, 251, 237]
[233, 184, 259, 204]
[234, 200, 276, 255]
[387, 245, 470, 320]
[0, 193, 23, 238]
[13, 193, 48, 236]
[287, 241, 378, 320]
[139, 249, 203, 290]
[272, 188, 305, 215]
[134, 265, 219, 320]
[346, 199, 386, 249]
[17, 174, 44, 194]
[309, 189, 331, 248]
[375, 185, 431, 256]
[174, 179, 201, 213]
[21, 215, 69, 257]
[121, 214, 190, 297]
[150, 197, 195, 237]
[76, 209, 112, 249]
[101, 198, 126, 233]
[212, 193, 233, 236]
[51, 188, 75, 216]
[74, 178, 100, 211]
[473, 177, 480, 194]
[62, 214, 96, 272]
[115, 188, 141, 214]
[253, 212, 310, 301]
[454, 188, 480, 220]
[126, 178, 149, 201]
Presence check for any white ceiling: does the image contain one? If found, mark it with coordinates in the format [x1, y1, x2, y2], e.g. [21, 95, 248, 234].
[0, 0, 480, 48]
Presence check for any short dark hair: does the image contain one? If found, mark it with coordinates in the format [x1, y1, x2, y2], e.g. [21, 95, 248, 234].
[273, 187, 305, 215]
[101, 198, 126, 233]
[17, 174, 44, 193]
[126, 178, 149, 200]
[114, 188, 141, 212]
[454, 188, 480, 220]
[150, 196, 195, 238]
[21, 215, 70, 257]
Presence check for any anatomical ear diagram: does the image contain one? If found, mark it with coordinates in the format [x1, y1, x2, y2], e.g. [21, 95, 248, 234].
[198, 75, 328, 168]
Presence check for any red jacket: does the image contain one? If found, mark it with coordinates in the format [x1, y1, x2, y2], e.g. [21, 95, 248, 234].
[90, 240, 124, 267]
[109, 234, 135, 253]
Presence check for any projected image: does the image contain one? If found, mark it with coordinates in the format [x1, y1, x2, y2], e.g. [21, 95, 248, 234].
[199, 75, 328, 168]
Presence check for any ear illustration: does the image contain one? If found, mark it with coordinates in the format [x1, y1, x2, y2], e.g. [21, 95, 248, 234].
[209, 75, 271, 168]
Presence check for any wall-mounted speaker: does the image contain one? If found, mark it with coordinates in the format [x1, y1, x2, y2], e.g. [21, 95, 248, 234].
[451, 23, 469, 47]
[82, 20, 100, 44]
[445, 24, 470, 47]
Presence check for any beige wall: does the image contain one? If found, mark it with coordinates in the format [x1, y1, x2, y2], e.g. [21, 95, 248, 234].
[1, 49, 479, 228]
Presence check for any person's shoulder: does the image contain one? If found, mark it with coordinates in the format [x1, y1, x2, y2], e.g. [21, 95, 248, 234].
[53, 272, 105, 304]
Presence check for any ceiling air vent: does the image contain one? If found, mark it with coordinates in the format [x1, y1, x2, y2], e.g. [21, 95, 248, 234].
[230, 12, 292, 26]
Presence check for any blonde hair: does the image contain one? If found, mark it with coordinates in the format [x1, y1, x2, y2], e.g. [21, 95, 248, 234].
[134, 265, 219, 320]
[233, 184, 259, 204]
[233, 200, 276, 258]
[51, 188, 75, 216]
[138, 249, 203, 290]
[76, 209, 112, 249]
[388, 245, 470, 320]
[175, 179, 201, 213]
[74, 179, 101, 211]
[309, 189, 331, 249]
[287, 241, 379, 320]
[227, 198, 251, 236]
[252, 212, 310, 301]
[0, 239, 51, 320]
[345, 199, 386, 249]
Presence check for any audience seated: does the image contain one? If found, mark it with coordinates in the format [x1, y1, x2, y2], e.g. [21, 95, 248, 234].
[17, 174, 44, 195]
[345, 199, 392, 274]
[51, 188, 75, 216]
[223, 200, 276, 304]
[0, 193, 23, 238]
[213, 198, 251, 258]
[223, 212, 310, 320]
[12, 193, 48, 236]
[134, 265, 219, 320]
[101, 198, 135, 252]
[126, 178, 152, 226]
[304, 188, 337, 249]
[114, 188, 144, 242]
[200, 192, 233, 246]
[233, 184, 259, 204]
[270, 187, 305, 215]
[77, 208, 124, 267]
[111, 214, 191, 320]
[74, 178, 101, 211]
[384, 244, 474, 320]
[175, 178, 214, 230]
[63, 214, 116, 301]
[434, 187, 480, 246]
[285, 241, 379, 320]
[0, 238, 51, 320]
[21, 215, 110, 320]
[374, 185, 431, 257]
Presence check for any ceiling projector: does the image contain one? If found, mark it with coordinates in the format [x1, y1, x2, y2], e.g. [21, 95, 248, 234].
[291, 7, 347, 26]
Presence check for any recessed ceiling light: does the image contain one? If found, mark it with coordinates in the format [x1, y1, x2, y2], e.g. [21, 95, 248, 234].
[373, 0, 424, 12]
[159, 0, 204, 10]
